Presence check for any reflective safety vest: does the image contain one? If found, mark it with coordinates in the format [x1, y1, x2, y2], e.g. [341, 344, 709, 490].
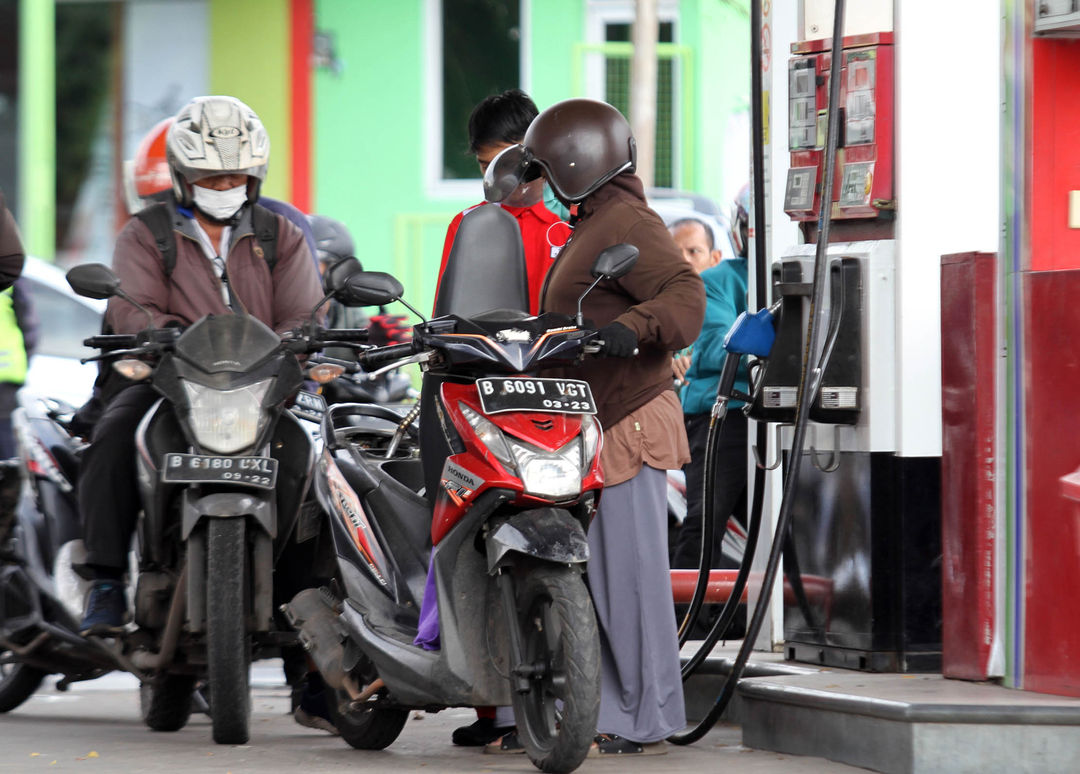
[0, 287, 27, 384]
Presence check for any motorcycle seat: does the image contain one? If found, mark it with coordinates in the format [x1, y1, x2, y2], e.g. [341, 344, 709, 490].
[471, 308, 533, 323]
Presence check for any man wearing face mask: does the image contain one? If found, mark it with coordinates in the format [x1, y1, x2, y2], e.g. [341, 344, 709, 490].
[434, 89, 570, 317]
[77, 95, 323, 634]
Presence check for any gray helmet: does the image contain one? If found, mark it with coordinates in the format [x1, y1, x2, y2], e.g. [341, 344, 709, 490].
[307, 214, 357, 267]
[523, 99, 636, 204]
[166, 96, 270, 207]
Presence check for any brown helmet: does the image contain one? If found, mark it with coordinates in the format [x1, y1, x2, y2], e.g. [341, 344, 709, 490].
[523, 99, 636, 204]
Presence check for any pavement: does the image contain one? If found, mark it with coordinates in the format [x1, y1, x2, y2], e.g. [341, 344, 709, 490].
[0, 661, 869, 773]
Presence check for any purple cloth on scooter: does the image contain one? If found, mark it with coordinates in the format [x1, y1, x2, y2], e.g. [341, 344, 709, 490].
[413, 553, 440, 650]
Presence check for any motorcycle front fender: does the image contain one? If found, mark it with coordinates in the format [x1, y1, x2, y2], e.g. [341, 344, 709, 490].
[180, 490, 276, 540]
[485, 507, 589, 573]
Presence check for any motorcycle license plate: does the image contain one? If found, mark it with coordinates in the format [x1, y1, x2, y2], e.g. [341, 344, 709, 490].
[161, 453, 278, 489]
[476, 377, 596, 415]
[291, 390, 327, 422]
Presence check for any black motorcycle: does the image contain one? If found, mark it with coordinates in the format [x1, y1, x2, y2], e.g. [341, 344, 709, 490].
[0, 261, 373, 744]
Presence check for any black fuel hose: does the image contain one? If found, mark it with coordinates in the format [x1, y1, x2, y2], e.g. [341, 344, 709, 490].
[668, 0, 846, 745]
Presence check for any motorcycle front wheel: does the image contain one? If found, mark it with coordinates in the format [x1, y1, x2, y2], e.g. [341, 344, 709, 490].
[206, 518, 251, 744]
[511, 565, 600, 774]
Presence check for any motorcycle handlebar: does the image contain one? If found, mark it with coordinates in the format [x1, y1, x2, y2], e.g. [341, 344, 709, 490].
[359, 343, 415, 370]
[317, 328, 369, 343]
[83, 334, 138, 350]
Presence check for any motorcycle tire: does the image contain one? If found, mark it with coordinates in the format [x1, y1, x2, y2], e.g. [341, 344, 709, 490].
[140, 674, 197, 731]
[0, 660, 46, 712]
[206, 518, 251, 744]
[326, 684, 408, 750]
[510, 565, 600, 774]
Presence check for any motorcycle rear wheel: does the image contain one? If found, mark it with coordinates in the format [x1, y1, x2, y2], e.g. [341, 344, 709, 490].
[511, 565, 600, 774]
[0, 659, 46, 712]
[206, 518, 251, 744]
[327, 685, 408, 750]
[140, 674, 197, 731]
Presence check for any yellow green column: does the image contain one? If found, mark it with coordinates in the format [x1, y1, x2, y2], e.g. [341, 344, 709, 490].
[18, 0, 56, 260]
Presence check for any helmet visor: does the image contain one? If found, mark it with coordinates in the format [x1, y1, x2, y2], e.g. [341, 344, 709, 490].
[482, 144, 541, 204]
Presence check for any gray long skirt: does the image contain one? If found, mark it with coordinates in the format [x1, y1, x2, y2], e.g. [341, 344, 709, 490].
[588, 464, 687, 742]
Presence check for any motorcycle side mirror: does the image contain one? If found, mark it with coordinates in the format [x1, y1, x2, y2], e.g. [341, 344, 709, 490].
[67, 263, 121, 300]
[338, 271, 405, 307]
[576, 244, 640, 326]
[590, 243, 639, 280]
[322, 256, 364, 295]
[483, 144, 536, 203]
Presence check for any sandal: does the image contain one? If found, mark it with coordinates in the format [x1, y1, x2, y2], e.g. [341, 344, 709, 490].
[589, 733, 667, 756]
[483, 729, 525, 754]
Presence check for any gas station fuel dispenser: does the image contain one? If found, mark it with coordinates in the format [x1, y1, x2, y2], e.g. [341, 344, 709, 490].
[757, 31, 941, 672]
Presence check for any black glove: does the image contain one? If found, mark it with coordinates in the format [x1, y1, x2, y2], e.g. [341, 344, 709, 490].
[597, 321, 638, 358]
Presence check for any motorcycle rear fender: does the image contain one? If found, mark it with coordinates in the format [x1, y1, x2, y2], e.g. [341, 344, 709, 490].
[485, 507, 589, 573]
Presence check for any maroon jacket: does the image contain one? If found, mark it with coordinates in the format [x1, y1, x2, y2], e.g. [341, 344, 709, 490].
[540, 174, 705, 428]
[107, 202, 322, 336]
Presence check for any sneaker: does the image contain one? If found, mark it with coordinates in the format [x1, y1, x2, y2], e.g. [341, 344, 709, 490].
[452, 716, 514, 746]
[293, 678, 339, 736]
[79, 580, 126, 635]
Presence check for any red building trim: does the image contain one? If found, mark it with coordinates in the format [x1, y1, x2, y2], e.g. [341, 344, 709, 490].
[290, 0, 313, 213]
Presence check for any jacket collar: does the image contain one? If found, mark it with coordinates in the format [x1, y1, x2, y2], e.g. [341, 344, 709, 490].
[578, 172, 647, 220]
[172, 197, 255, 254]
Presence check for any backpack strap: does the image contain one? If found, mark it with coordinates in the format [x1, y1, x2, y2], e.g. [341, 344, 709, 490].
[134, 202, 178, 277]
[250, 204, 280, 273]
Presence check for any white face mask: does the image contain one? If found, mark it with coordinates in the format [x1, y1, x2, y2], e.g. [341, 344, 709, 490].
[192, 184, 248, 221]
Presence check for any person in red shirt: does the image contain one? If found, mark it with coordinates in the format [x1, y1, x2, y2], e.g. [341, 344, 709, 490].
[436, 90, 568, 751]
[434, 90, 569, 316]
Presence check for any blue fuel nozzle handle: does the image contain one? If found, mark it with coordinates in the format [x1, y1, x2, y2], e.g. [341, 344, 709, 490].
[723, 307, 776, 358]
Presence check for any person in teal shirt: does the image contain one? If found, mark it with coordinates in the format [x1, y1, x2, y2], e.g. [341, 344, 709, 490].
[669, 210, 749, 574]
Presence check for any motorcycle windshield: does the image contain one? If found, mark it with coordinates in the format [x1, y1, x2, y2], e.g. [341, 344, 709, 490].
[174, 314, 282, 373]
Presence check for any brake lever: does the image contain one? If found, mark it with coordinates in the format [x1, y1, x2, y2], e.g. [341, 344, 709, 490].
[79, 345, 156, 365]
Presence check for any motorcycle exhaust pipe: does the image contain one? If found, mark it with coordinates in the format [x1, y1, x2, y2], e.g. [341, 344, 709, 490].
[282, 587, 348, 690]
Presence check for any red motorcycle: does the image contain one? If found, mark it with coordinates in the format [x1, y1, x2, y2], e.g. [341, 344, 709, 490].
[285, 205, 637, 773]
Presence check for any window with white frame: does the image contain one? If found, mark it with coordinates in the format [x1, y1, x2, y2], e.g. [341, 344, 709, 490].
[427, 0, 526, 195]
[584, 0, 680, 188]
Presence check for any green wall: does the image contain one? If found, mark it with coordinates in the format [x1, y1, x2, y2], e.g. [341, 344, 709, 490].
[209, 0, 292, 202]
[527, 0, 585, 108]
[685, 0, 751, 204]
[314, 1, 454, 317]
[306, 0, 749, 319]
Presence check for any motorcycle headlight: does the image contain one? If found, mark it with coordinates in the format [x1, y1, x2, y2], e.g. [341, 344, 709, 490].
[459, 403, 516, 470]
[509, 437, 583, 500]
[183, 379, 272, 453]
[459, 402, 588, 500]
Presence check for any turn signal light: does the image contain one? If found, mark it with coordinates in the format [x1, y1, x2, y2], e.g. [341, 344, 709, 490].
[113, 359, 153, 381]
[308, 363, 346, 384]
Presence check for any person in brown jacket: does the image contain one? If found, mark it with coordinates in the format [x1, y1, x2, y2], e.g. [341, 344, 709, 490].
[78, 96, 323, 635]
[486, 98, 705, 755]
[0, 189, 26, 292]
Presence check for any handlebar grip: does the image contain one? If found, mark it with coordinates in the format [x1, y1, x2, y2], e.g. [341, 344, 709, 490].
[360, 343, 415, 370]
[83, 334, 138, 350]
[319, 328, 369, 343]
[584, 339, 639, 357]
